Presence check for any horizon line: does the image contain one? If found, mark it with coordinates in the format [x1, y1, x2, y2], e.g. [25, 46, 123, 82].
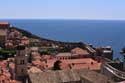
[1, 18, 125, 21]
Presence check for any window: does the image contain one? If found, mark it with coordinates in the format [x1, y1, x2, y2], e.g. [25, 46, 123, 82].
[20, 60, 25, 64]
[21, 69, 24, 73]
[22, 60, 25, 64]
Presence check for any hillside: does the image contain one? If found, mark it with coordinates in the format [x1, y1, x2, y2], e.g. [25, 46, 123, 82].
[11, 26, 86, 49]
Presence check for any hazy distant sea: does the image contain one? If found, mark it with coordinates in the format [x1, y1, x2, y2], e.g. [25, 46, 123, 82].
[0, 19, 125, 60]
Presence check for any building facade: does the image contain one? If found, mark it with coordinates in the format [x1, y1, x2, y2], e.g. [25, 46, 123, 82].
[15, 45, 28, 83]
[0, 22, 9, 47]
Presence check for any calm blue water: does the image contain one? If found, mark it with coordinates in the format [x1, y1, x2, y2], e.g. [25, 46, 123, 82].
[0, 19, 125, 60]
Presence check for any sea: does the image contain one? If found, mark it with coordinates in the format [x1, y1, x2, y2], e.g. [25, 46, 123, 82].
[0, 19, 125, 60]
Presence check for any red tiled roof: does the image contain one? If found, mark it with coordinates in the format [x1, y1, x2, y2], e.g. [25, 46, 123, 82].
[21, 36, 28, 40]
[32, 55, 42, 60]
[32, 60, 45, 70]
[0, 22, 9, 25]
[56, 53, 72, 57]
[28, 66, 42, 73]
[118, 81, 125, 83]
[71, 47, 89, 55]
[60, 62, 70, 70]
[9, 62, 15, 69]
[61, 58, 97, 64]
[0, 60, 22, 83]
[32, 60, 43, 66]
[46, 58, 101, 70]
[0, 60, 8, 68]
[42, 55, 52, 60]
[72, 62, 101, 70]
[0, 29, 7, 35]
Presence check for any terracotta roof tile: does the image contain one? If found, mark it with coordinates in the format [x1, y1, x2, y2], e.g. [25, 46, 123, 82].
[56, 53, 71, 57]
[71, 47, 89, 55]
[0, 30, 7, 35]
[46, 58, 101, 70]
[28, 66, 42, 73]
[0, 22, 9, 25]
[118, 81, 125, 83]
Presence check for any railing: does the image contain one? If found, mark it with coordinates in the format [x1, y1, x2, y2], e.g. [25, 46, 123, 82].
[103, 63, 125, 79]
[104, 58, 113, 62]
[86, 45, 96, 53]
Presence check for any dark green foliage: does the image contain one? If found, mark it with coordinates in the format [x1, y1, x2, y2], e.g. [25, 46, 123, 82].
[53, 60, 62, 70]
[0, 49, 16, 59]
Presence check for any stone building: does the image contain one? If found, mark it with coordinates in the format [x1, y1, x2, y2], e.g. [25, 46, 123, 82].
[27, 69, 116, 83]
[0, 22, 9, 47]
[0, 22, 10, 29]
[55, 47, 90, 60]
[21, 36, 30, 46]
[7, 28, 22, 48]
[71, 47, 90, 58]
[15, 45, 28, 83]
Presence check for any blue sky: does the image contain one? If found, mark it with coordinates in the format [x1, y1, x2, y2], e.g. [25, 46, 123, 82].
[0, 0, 125, 20]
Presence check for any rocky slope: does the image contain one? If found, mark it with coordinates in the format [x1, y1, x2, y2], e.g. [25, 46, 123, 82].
[11, 26, 86, 50]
